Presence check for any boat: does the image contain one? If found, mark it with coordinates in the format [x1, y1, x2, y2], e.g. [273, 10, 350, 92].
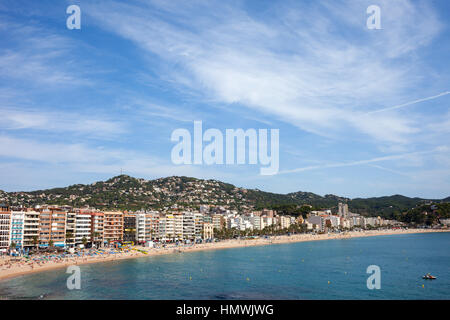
[422, 273, 437, 280]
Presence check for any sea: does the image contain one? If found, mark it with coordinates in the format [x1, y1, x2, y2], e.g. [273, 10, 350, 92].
[0, 232, 449, 300]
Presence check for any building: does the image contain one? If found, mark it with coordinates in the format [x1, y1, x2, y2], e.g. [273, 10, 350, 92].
[90, 212, 104, 247]
[328, 215, 340, 228]
[38, 207, 67, 248]
[23, 209, 40, 249]
[203, 222, 214, 240]
[0, 204, 11, 253]
[280, 215, 291, 229]
[160, 213, 175, 241]
[338, 203, 349, 218]
[250, 214, 261, 230]
[182, 212, 195, 240]
[194, 212, 203, 239]
[212, 214, 225, 230]
[174, 212, 184, 240]
[123, 213, 137, 243]
[74, 210, 92, 247]
[65, 211, 76, 248]
[103, 211, 123, 244]
[10, 211, 25, 249]
[307, 215, 324, 232]
[262, 209, 275, 218]
[136, 212, 159, 243]
[146, 212, 160, 241]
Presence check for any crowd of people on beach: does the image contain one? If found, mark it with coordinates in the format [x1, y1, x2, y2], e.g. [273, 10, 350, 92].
[0, 247, 141, 273]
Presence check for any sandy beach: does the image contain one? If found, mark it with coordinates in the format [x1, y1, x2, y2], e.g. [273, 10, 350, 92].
[1, 228, 448, 281]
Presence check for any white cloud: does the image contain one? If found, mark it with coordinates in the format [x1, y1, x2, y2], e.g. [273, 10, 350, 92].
[0, 20, 89, 87]
[0, 108, 126, 138]
[85, 0, 443, 146]
[279, 147, 448, 174]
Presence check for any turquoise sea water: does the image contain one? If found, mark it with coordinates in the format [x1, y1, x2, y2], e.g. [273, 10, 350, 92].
[0, 232, 449, 300]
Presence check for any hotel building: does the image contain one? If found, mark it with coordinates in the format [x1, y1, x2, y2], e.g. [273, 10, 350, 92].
[159, 213, 175, 241]
[124, 213, 137, 243]
[194, 212, 203, 240]
[74, 210, 92, 247]
[174, 212, 184, 240]
[280, 215, 291, 229]
[23, 208, 40, 249]
[10, 211, 25, 249]
[38, 207, 67, 248]
[103, 211, 123, 243]
[182, 212, 195, 240]
[212, 214, 225, 230]
[0, 204, 11, 252]
[90, 212, 104, 247]
[135, 212, 159, 243]
[203, 222, 214, 240]
[65, 211, 76, 248]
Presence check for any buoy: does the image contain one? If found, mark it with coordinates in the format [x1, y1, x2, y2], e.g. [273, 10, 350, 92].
[246, 277, 250, 281]
[328, 281, 331, 284]
[422, 284, 424, 288]
[189, 276, 192, 280]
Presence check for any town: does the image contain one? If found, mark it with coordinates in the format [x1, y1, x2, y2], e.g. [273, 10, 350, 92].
[1, 201, 411, 254]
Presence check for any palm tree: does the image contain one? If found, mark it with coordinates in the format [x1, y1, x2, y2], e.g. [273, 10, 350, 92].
[32, 236, 39, 251]
[10, 242, 17, 250]
[66, 231, 74, 248]
[82, 236, 88, 248]
[48, 240, 54, 250]
[92, 232, 100, 247]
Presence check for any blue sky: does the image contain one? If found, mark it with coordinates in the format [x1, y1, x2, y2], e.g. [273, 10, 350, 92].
[0, 0, 449, 198]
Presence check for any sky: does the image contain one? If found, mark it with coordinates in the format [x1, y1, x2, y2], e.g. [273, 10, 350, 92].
[0, 0, 449, 199]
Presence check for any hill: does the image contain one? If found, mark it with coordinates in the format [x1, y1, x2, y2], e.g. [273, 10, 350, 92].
[0, 175, 448, 220]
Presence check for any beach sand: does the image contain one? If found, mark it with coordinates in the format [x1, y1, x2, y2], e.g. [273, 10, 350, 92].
[0, 228, 448, 281]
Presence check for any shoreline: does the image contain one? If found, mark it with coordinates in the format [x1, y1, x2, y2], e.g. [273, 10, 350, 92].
[1, 228, 448, 282]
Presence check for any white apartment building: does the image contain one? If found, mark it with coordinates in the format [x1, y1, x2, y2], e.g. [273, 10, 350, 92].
[91, 212, 104, 246]
[307, 215, 324, 232]
[183, 212, 195, 240]
[203, 222, 214, 240]
[194, 212, 203, 239]
[250, 214, 262, 230]
[328, 215, 340, 228]
[175, 212, 184, 240]
[136, 212, 160, 243]
[10, 211, 25, 249]
[23, 209, 40, 249]
[280, 215, 291, 229]
[160, 214, 176, 241]
[75, 212, 92, 246]
[66, 211, 76, 248]
[136, 213, 146, 243]
[0, 204, 10, 253]
[212, 214, 224, 230]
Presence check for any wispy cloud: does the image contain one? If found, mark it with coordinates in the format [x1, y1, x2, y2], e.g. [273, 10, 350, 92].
[0, 107, 126, 139]
[85, 0, 444, 146]
[367, 91, 450, 114]
[0, 18, 89, 87]
[279, 147, 449, 174]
